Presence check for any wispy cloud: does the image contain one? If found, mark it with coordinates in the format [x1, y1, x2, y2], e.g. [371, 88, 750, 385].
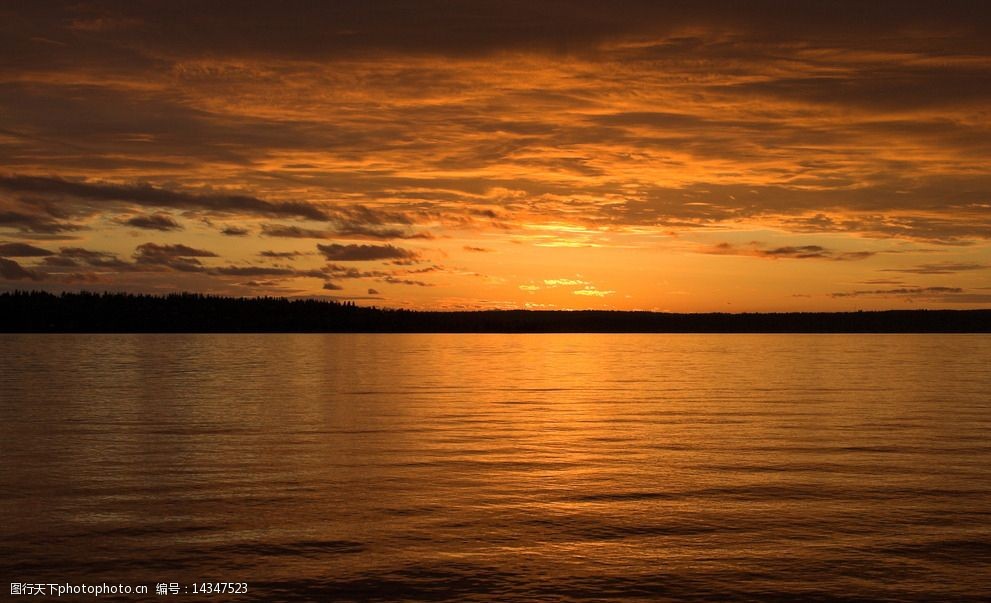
[123, 213, 182, 231]
[882, 262, 989, 275]
[220, 226, 250, 236]
[0, 175, 329, 221]
[0, 257, 42, 280]
[702, 242, 876, 261]
[0, 242, 54, 257]
[133, 242, 218, 272]
[317, 243, 419, 262]
[831, 286, 963, 298]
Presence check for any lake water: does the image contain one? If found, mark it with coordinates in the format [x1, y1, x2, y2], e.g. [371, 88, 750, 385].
[2, 334, 990, 601]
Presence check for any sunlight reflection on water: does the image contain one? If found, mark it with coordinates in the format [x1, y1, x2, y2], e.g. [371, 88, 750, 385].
[2, 334, 990, 601]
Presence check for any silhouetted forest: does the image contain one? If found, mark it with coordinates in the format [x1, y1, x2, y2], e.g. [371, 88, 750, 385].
[1, 291, 989, 333]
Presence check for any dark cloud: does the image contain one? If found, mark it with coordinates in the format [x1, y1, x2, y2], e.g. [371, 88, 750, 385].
[382, 276, 434, 287]
[0, 175, 328, 221]
[39, 243, 326, 281]
[726, 70, 991, 112]
[780, 212, 991, 245]
[463, 246, 492, 252]
[123, 212, 182, 231]
[317, 243, 419, 262]
[58, 247, 132, 269]
[210, 266, 324, 278]
[335, 223, 433, 240]
[882, 262, 989, 275]
[829, 286, 991, 305]
[134, 242, 217, 258]
[0, 77, 415, 168]
[334, 204, 415, 226]
[261, 224, 329, 239]
[703, 242, 876, 261]
[322, 281, 344, 291]
[367, 288, 380, 294]
[404, 265, 442, 274]
[220, 226, 250, 236]
[261, 221, 430, 240]
[0, 210, 83, 234]
[7, 1, 987, 64]
[42, 256, 80, 267]
[831, 286, 964, 298]
[321, 261, 443, 288]
[593, 181, 991, 244]
[0, 242, 54, 257]
[259, 250, 303, 259]
[323, 264, 390, 279]
[133, 242, 217, 272]
[0, 257, 42, 280]
[762, 245, 831, 259]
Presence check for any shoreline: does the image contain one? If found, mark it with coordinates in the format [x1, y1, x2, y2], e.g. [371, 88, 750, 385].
[3, 291, 989, 333]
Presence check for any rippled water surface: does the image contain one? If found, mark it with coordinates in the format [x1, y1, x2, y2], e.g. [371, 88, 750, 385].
[2, 334, 990, 601]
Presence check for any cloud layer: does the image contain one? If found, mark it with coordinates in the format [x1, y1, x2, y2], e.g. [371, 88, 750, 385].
[1, 2, 989, 309]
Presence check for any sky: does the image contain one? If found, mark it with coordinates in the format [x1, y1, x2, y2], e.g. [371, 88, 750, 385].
[1, 1, 990, 311]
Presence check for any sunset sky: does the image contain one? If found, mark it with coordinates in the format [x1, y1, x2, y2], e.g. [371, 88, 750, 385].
[1, 1, 990, 310]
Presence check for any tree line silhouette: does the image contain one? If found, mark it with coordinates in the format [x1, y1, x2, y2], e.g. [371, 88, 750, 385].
[2, 290, 989, 333]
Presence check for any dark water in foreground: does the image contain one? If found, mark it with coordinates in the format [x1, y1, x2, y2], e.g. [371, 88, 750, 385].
[2, 334, 990, 602]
